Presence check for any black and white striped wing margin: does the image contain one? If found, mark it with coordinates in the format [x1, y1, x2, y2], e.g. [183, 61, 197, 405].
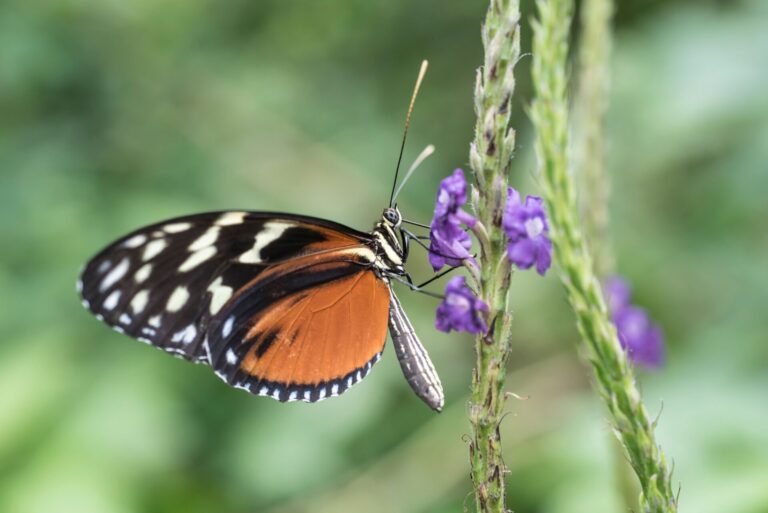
[388, 289, 444, 411]
[77, 211, 367, 363]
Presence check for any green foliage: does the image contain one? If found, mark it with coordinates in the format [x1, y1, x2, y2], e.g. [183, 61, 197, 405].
[1, 1, 766, 512]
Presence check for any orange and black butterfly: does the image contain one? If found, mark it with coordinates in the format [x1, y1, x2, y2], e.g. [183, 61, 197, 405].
[77, 62, 445, 411]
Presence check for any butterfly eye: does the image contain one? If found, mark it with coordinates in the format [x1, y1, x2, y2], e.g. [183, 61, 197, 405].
[383, 208, 400, 225]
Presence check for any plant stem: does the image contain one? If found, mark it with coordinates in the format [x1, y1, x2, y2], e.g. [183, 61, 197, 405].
[467, 1, 521, 512]
[530, 0, 679, 511]
[573, 0, 641, 507]
[574, 0, 615, 278]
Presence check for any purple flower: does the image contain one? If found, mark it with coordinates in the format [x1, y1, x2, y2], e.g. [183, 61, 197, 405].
[432, 169, 476, 226]
[435, 276, 489, 334]
[429, 169, 477, 271]
[605, 276, 632, 312]
[429, 222, 473, 271]
[502, 187, 552, 275]
[604, 276, 665, 369]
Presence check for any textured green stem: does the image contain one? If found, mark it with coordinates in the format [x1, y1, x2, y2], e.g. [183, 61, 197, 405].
[530, 0, 679, 511]
[574, 0, 640, 507]
[574, 0, 614, 278]
[467, 1, 521, 512]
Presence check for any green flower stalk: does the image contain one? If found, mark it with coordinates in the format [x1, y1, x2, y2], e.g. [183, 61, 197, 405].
[465, 0, 521, 512]
[574, 0, 615, 278]
[529, 0, 679, 511]
[573, 0, 643, 506]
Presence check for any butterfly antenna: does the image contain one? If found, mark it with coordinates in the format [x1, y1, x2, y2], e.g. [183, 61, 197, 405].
[392, 144, 435, 203]
[390, 60, 429, 207]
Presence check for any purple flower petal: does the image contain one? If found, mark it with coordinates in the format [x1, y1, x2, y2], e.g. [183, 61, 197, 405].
[506, 238, 537, 269]
[613, 306, 665, 368]
[605, 276, 665, 369]
[455, 209, 477, 228]
[605, 276, 632, 312]
[435, 276, 489, 334]
[428, 220, 473, 270]
[434, 169, 469, 218]
[503, 186, 552, 275]
[428, 169, 477, 271]
[534, 237, 552, 275]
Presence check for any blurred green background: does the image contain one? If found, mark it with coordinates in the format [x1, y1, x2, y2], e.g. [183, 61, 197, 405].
[1, 1, 767, 512]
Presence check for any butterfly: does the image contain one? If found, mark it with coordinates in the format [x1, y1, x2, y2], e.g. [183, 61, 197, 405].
[76, 61, 445, 411]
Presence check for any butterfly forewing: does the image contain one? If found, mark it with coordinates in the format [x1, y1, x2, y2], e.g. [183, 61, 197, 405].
[78, 211, 369, 363]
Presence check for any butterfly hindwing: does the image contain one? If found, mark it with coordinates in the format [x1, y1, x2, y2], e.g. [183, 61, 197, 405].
[206, 250, 391, 402]
[78, 211, 369, 363]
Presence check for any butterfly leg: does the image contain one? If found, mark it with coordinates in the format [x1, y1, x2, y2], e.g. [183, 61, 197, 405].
[400, 228, 435, 261]
[401, 227, 469, 261]
[415, 265, 460, 288]
[401, 229, 411, 263]
[402, 219, 431, 229]
[387, 273, 444, 299]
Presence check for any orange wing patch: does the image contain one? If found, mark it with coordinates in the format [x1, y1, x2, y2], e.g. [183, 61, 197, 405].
[243, 270, 389, 382]
[223, 269, 390, 402]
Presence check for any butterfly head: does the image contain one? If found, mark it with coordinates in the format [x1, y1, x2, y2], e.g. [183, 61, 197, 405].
[382, 207, 402, 228]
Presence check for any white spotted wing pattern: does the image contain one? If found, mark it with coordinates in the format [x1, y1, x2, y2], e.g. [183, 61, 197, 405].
[78, 210, 445, 411]
[78, 211, 368, 362]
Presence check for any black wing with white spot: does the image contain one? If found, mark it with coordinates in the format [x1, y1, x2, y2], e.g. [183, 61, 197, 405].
[78, 211, 370, 363]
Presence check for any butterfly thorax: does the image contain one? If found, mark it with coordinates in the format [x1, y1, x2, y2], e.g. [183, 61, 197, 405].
[370, 208, 405, 276]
